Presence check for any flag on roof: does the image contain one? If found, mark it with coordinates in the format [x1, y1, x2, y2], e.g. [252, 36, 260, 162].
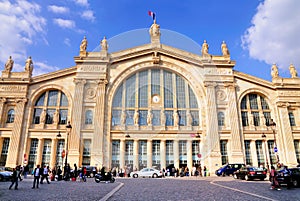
[148, 11, 156, 20]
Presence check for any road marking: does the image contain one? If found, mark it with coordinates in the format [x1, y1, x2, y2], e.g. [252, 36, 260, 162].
[210, 180, 278, 201]
[99, 182, 124, 201]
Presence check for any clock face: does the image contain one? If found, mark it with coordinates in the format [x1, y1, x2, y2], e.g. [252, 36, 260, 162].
[152, 95, 160, 103]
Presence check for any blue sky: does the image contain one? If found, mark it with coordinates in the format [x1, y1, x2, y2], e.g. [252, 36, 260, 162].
[0, 0, 300, 81]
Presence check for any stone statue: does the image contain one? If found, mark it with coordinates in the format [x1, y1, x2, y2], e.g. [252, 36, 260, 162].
[147, 109, 153, 125]
[221, 41, 230, 56]
[271, 64, 279, 78]
[101, 36, 108, 51]
[149, 20, 160, 37]
[260, 114, 266, 127]
[134, 110, 139, 125]
[40, 109, 46, 124]
[121, 110, 126, 125]
[80, 36, 88, 52]
[289, 64, 298, 78]
[25, 56, 33, 74]
[53, 109, 59, 125]
[201, 40, 209, 55]
[173, 110, 179, 126]
[186, 111, 193, 126]
[248, 113, 254, 126]
[5, 56, 14, 72]
[160, 110, 166, 126]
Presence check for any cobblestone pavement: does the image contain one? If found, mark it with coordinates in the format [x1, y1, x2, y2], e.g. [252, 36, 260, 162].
[1, 176, 300, 201]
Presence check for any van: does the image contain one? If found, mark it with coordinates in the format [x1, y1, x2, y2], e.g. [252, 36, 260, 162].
[215, 163, 245, 176]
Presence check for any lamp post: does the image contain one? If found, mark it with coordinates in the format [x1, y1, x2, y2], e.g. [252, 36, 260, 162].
[269, 119, 279, 163]
[261, 133, 269, 171]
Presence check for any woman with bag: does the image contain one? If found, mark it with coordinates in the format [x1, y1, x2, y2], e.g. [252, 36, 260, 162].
[270, 166, 281, 190]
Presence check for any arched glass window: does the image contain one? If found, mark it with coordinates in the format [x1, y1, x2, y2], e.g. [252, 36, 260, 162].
[6, 109, 14, 123]
[33, 90, 69, 125]
[85, 110, 93, 124]
[240, 93, 271, 127]
[111, 69, 199, 127]
[217, 112, 225, 126]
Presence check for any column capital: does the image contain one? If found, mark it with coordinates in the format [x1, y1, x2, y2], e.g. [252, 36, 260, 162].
[97, 79, 108, 85]
[224, 82, 236, 89]
[276, 101, 289, 108]
[15, 98, 27, 103]
[0, 98, 6, 103]
[204, 81, 217, 88]
[73, 78, 87, 85]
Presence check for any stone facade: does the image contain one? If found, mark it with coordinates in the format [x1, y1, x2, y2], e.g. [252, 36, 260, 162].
[0, 22, 300, 174]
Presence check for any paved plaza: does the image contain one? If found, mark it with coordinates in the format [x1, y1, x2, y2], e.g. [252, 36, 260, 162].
[0, 176, 300, 201]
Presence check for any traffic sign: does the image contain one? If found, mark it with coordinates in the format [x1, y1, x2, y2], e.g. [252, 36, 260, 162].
[274, 147, 278, 153]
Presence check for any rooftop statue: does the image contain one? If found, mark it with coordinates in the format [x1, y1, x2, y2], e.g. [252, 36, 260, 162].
[80, 36, 88, 52]
[289, 64, 298, 78]
[149, 19, 160, 37]
[101, 36, 108, 51]
[201, 40, 209, 56]
[25, 56, 33, 74]
[5, 56, 14, 72]
[221, 41, 230, 56]
[271, 64, 279, 79]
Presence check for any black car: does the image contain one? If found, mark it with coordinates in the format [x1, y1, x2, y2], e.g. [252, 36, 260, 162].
[78, 166, 98, 177]
[277, 167, 300, 187]
[215, 163, 245, 176]
[233, 166, 267, 181]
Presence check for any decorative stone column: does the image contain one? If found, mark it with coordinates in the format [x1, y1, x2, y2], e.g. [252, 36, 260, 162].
[147, 140, 152, 168]
[225, 83, 244, 163]
[250, 140, 258, 166]
[91, 79, 108, 167]
[0, 98, 6, 126]
[277, 102, 298, 166]
[69, 78, 86, 165]
[50, 139, 58, 169]
[133, 139, 139, 170]
[36, 138, 44, 166]
[173, 140, 179, 168]
[187, 140, 193, 171]
[6, 98, 27, 167]
[160, 140, 166, 169]
[204, 82, 221, 170]
[119, 139, 125, 170]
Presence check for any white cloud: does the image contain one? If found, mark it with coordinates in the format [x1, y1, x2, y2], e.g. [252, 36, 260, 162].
[81, 10, 95, 21]
[73, 0, 89, 7]
[242, 0, 300, 72]
[64, 38, 71, 46]
[48, 5, 69, 14]
[33, 61, 60, 76]
[53, 18, 76, 29]
[0, 0, 46, 69]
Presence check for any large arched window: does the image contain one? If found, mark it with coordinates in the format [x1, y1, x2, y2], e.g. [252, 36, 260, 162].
[6, 109, 15, 123]
[112, 69, 199, 127]
[33, 90, 69, 124]
[240, 93, 271, 127]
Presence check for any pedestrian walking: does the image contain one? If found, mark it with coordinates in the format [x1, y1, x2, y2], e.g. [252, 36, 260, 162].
[17, 165, 23, 181]
[32, 165, 42, 189]
[204, 166, 207, 177]
[9, 167, 18, 190]
[40, 165, 50, 184]
[270, 165, 281, 190]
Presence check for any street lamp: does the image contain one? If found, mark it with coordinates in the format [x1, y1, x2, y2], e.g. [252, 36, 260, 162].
[269, 119, 279, 163]
[261, 133, 269, 170]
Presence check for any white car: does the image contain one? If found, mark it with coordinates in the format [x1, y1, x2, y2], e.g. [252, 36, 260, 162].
[130, 168, 162, 178]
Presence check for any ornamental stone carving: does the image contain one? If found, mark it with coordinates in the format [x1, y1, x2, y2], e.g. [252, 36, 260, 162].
[216, 90, 226, 101]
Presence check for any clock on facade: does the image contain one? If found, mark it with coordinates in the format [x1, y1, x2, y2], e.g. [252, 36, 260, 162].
[152, 95, 160, 103]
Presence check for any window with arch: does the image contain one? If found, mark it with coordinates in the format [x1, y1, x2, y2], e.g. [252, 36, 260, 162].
[111, 69, 200, 127]
[240, 93, 271, 127]
[32, 90, 69, 125]
[217, 112, 225, 126]
[6, 109, 15, 123]
[85, 110, 93, 124]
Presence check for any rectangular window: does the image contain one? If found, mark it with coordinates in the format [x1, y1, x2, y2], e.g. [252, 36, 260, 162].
[241, 112, 248, 126]
[256, 140, 265, 166]
[179, 140, 187, 165]
[192, 141, 200, 165]
[178, 110, 186, 126]
[189, 86, 198, 108]
[218, 112, 225, 126]
[176, 75, 186, 108]
[164, 71, 173, 108]
[165, 110, 174, 126]
[252, 112, 260, 126]
[0, 138, 10, 166]
[139, 140, 147, 169]
[190, 110, 199, 126]
[260, 97, 269, 110]
[139, 110, 147, 126]
[220, 140, 228, 165]
[294, 140, 300, 164]
[125, 140, 134, 166]
[139, 71, 148, 108]
[166, 140, 174, 166]
[263, 112, 271, 126]
[56, 139, 65, 168]
[151, 69, 160, 95]
[249, 94, 258, 109]
[289, 112, 296, 126]
[82, 139, 91, 166]
[60, 93, 68, 107]
[112, 85, 123, 108]
[244, 140, 252, 166]
[152, 140, 161, 169]
[268, 140, 276, 166]
[125, 110, 134, 125]
[112, 110, 121, 126]
[241, 98, 247, 109]
[59, 109, 68, 125]
[33, 108, 42, 124]
[48, 90, 58, 106]
[125, 75, 136, 108]
[46, 109, 55, 124]
[152, 110, 160, 126]
[28, 139, 38, 169]
[112, 140, 120, 168]
[42, 139, 51, 166]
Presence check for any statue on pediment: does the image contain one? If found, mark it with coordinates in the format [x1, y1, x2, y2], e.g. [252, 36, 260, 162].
[161, 110, 166, 126]
[121, 110, 126, 125]
[147, 109, 153, 125]
[221, 41, 230, 56]
[101, 36, 108, 51]
[149, 20, 160, 37]
[5, 56, 14, 72]
[201, 40, 209, 56]
[173, 110, 179, 126]
[80, 36, 88, 52]
[289, 64, 298, 78]
[25, 56, 33, 74]
[134, 110, 139, 125]
[271, 64, 279, 78]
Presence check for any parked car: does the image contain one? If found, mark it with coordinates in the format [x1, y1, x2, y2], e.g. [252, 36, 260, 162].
[130, 168, 162, 178]
[77, 166, 98, 178]
[0, 167, 13, 182]
[215, 163, 245, 176]
[233, 166, 267, 181]
[277, 167, 300, 188]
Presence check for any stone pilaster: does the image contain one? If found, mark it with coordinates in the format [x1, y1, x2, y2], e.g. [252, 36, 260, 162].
[50, 139, 58, 169]
[6, 98, 27, 167]
[0, 98, 6, 126]
[91, 79, 108, 167]
[160, 140, 166, 169]
[225, 83, 244, 163]
[0, 137, 4, 157]
[250, 140, 258, 166]
[147, 140, 152, 168]
[204, 82, 221, 169]
[173, 140, 179, 168]
[69, 78, 86, 165]
[133, 139, 139, 170]
[120, 139, 125, 169]
[187, 140, 193, 170]
[36, 138, 44, 166]
[277, 102, 298, 166]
